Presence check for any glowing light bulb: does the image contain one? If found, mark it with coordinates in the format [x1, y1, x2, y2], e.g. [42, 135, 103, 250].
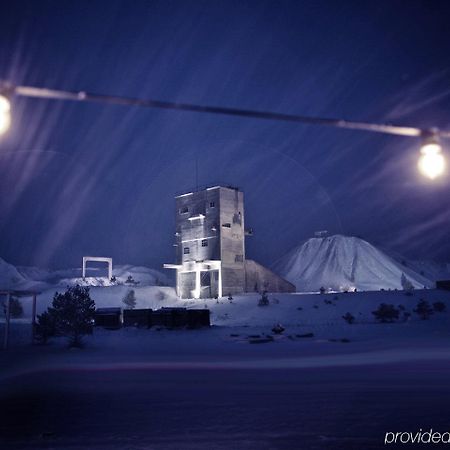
[0, 94, 11, 135]
[418, 139, 445, 179]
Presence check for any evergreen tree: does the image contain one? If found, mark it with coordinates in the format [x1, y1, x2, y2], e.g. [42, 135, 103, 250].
[258, 290, 269, 306]
[401, 273, 414, 291]
[414, 299, 434, 320]
[35, 310, 56, 344]
[123, 289, 137, 309]
[50, 285, 95, 347]
[2, 296, 23, 318]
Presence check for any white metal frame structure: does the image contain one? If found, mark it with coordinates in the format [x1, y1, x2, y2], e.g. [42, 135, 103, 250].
[82, 256, 112, 280]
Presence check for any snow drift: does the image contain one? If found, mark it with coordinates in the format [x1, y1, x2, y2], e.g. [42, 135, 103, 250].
[273, 235, 434, 292]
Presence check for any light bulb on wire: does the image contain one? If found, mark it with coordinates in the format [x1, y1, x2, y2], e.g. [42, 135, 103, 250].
[0, 93, 11, 135]
[418, 136, 446, 180]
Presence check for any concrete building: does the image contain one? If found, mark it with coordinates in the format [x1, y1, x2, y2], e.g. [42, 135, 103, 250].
[164, 186, 295, 299]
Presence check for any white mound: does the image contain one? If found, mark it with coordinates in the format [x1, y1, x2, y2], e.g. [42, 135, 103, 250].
[0, 257, 28, 289]
[273, 235, 433, 292]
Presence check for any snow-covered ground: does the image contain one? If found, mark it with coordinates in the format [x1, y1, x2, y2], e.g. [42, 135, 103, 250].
[6, 278, 450, 329]
[3, 299, 450, 450]
[2, 254, 450, 449]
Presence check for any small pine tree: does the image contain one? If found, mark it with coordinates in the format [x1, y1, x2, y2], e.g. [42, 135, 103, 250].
[401, 273, 414, 291]
[433, 301, 446, 313]
[2, 296, 24, 318]
[342, 312, 355, 324]
[35, 310, 56, 344]
[123, 289, 137, 309]
[258, 290, 269, 306]
[50, 285, 95, 347]
[372, 303, 400, 323]
[414, 299, 433, 320]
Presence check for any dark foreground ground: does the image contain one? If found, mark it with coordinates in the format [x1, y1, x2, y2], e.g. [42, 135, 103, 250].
[2, 325, 450, 449]
[2, 361, 450, 448]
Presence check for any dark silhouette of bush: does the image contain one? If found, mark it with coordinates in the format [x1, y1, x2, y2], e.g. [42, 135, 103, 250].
[35, 310, 56, 344]
[372, 303, 400, 323]
[433, 301, 446, 313]
[342, 312, 355, 324]
[414, 299, 434, 320]
[258, 290, 269, 306]
[2, 296, 23, 318]
[272, 323, 285, 334]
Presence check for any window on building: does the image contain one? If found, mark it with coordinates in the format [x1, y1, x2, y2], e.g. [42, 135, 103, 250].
[222, 223, 231, 228]
[209, 201, 215, 208]
[233, 212, 242, 225]
[179, 206, 189, 214]
[201, 239, 208, 247]
[235, 254, 243, 262]
[183, 247, 190, 254]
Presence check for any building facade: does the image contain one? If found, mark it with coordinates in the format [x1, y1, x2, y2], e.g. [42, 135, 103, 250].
[164, 186, 295, 299]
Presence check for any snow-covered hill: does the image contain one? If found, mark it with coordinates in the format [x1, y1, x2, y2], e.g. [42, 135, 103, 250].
[0, 257, 29, 289]
[2, 258, 172, 290]
[382, 249, 450, 282]
[273, 235, 435, 292]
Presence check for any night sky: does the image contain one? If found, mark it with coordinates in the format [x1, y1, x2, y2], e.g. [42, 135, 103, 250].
[0, 0, 449, 270]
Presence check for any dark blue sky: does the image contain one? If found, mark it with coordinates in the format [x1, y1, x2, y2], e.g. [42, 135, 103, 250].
[0, 0, 449, 269]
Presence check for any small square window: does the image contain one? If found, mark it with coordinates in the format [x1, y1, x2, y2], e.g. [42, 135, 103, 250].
[201, 239, 208, 247]
[180, 206, 189, 214]
[209, 201, 215, 208]
[183, 247, 190, 254]
[222, 223, 231, 228]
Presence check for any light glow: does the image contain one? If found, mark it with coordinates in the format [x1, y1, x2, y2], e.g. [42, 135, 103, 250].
[418, 141, 446, 180]
[0, 94, 11, 135]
